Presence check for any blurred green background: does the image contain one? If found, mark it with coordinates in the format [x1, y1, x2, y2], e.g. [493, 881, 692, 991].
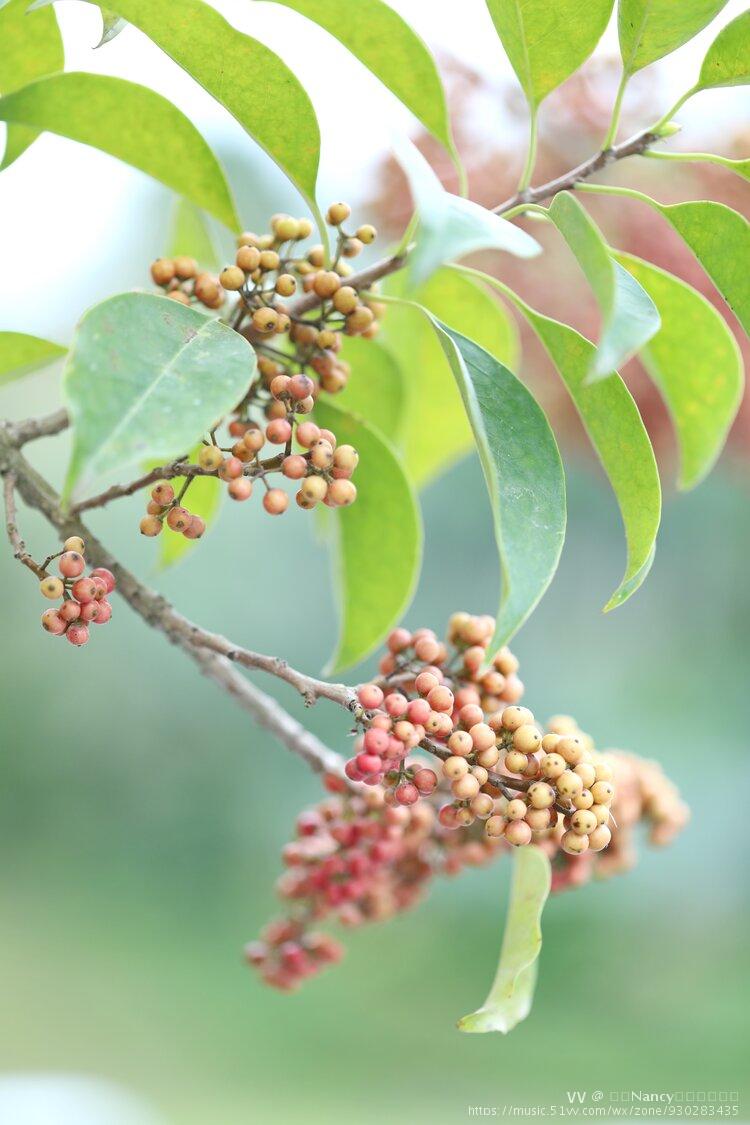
[1, 366, 748, 1123]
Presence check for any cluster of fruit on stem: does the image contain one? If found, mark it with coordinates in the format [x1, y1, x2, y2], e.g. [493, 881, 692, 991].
[143, 204, 381, 540]
[38, 537, 116, 647]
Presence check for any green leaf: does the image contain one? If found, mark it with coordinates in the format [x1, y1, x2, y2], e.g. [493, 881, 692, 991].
[618, 0, 728, 74]
[314, 400, 422, 673]
[0, 0, 63, 170]
[0, 72, 239, 230]
[549, 192, 660, 380]
[458, 846, 551, 1034]
[644, 149, 750, 182]
[432, 323, 566, 653]
[62, 292, 256, 500]
[157, 447, 222, 569]
[615, 251, 743, 490]
[0, 330, 66, 386]
[484, 0, 613, 106]
[168, 199, 219, 268]
[96, 7, 127, 46]
[697, 9, 750, 89]
[383, 268, 520, 486]
[49, 0, 322, 222]
[475, 275, 661, 611]
[395, 138, 539, 288]
[269, 0, 464, 187]
[336, 337, 406, 442]
[658, 199, 750, 340]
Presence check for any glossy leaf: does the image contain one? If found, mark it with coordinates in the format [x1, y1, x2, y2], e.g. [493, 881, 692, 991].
[314, 399, 422, 674]
[697, 9, 750, 89]
[458, 846, 551, 1034]
[615, 251, 743, 490]
[0, 0, 63, 170]
[618, 0, 728, 74]
[62, 293, 256, 500]
[659, 200, 750, 340]
[168, 199, 219, 268]
[484, 0, 613, 106]
[0, 331, 66, 386]
[336, 337, 406, 442]
[0, 72, 239, 230]
[157, 448, 222, 569]
[383, 268, 520, 486]
[395, 138, 539, 288]
[433, 324, 566, 653]
[549, 192, 660, 380]
[270, 0, 462, 182]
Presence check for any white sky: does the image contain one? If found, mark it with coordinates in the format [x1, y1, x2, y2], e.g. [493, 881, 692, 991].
[1, 0, 748, 342]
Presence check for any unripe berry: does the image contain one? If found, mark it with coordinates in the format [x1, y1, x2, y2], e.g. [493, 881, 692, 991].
[342, 237, 363, 258]
[218, 456, 244, 481]
[502, 706, 534, 731]
[326, 202, 351, 225]
[327, 479, 356, 506]
[506, 799, 528, 821]
[174, 256, 197, 279]
[574, 762, 596, 790]
[259, 250, 280, 271]
[332, 286, 358, 314]
[513, 724, 542, 753]
[485, 815, 507, 838]
[66, 623, 90, 647]
[525, 807, 555, 831]
[504, 750, 528, 774]
[243, 429, 265, 454]
[151, 481, 174, 505]
[558, 736, 584, 765]
[356, 224, 376, 244]
[332, 445, 358, 474]
[476, 746, 500, 769]
[471, 765, 488, 786]
[263, 489, 289, 515]
[140, 515, 163, 537]
[166, 507, 191, 532]
[591, 781, 615, 806]
[427, 685, 454, 713]
[41, 609, 66, 635]
[588, 824, 612, 851]
[63, 536, 85, 554]
[313, 271, 341, 298]
[452, 774, 480, 801]
[167, 290, 191, 305]
[505, 820, 532, 847]
[570, 809, 597, 835]
[228, 478, 253, 501]
[194, 274, 222, 307]
[236, 245, 261, 272]
[89, 567, 115, 593]
[309, 440, 334, 469]
[448, 730, 473, 758]
[296, 218, 313, 239]
[198, 445, 224, 471]
[300, 475, 328, 504]
[274, 273, 296, 297]
[274, 216, 300, 241]
[470, 723, 496, 752]
[528, 782, 556, 809]
[296, 422, 320, 449]
[282, 455, 307, 481]
[556, 770, 583, 799]
[443, 756, 469, 781]
[151, 258, 176, 285]
[319, 428, 337, 448]
[345, 306, 374, 334]
[591, 803, 611, 826]
[594, 759, 614, 783]
[541, 752, 566, 779]
[252, 307, 279, 333]
[470, 793, 494, 819]
[561, 830, 589, 855]
[58, 551, 85, 578]
[572, 788, 594, 810]
[415, 670, 440, 695]
[266, 418, 292, 445]
[295, 395, 315, 414]
[184, 515, 206, 540]
[220, 265, 245, 291]
[40, 576, 65, 599]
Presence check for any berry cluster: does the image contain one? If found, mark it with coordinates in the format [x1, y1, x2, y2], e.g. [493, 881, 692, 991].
[39, 537, 115, 647]
[150, 256, 224, 310]
[244, 918, 344, 992]
[140, 480, 206, 539]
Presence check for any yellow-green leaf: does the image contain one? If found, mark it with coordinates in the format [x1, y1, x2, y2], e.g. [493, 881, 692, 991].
[0, 72, 239, 230]
[618, 0, 728, 75]
[314, 400, 422, 674]
[615, 251, 743, 490]
[485, 0, 614, 106]
[697, 8, 750, 89]
[0, 330, 66, 386]
[0, 0, 63, 170]
[458, 847, 551, 1034]
[383, 268, 520, 487]
[336, 337, 406, 442]
[167, 199, 219, 269]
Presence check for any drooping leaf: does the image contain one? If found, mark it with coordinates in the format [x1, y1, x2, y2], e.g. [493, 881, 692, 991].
[314, 399, 422, 674]
[395, 138, 539, 288]
[383, 268, 520, 485]
[39, 0, 322, 221]
[168, 198, 219, 268]
[0, 72, 239, 230]
[431, 323, 566, 654]
[0, 0, 63, 170]
[618, 0, 728, 74]
[615, 251, 743, 490]
[644, 149, 750, 182]
[697, 9, 750, 89]
[156, 447, 222, 569]
[0, 331, 66, 386]
[96, 7, 127, 46]
[269, 0, 463, 184]
[336, 337, 406, 442]
[658, 200, 750, 340]
[549, 192, 660, 380]
[473, 274, 661, 611]
[484, 0, 614, 106]
[458, 846, 551, 1034]
[62, 292, 256, 500]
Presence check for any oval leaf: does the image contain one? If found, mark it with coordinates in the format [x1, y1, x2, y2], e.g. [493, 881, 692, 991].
[484, 0, 613, 106]
[314, 400, 422, 674]
[618, 0, 728, 74]
[0, 72, 239, 230]
[62, 293, 257, 500]
[336, 337, 406, 442]
[432, 323, 566, 655]
[270, 0, 462, 181]
[395, 138, 539, 288]
[383, 267, 520, 486]
[82, 0, 321, 219]
[0, 330, 66, 386]
[697, 9, 750, 89]
[615, 251, 743, 490]
[549, 192, 660, 380]
[0, 0, 63, 170]
[458, 846, 551, 1034]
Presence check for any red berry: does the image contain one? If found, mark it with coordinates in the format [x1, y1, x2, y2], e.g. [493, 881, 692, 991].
[357, 684, 384, 710]
[394, 782, 419, 806]
[89, 567, 115, 593]
[289, 374, 314, 400]
[59, 551, 85, 578]
[413, 768, 437, 795]
[41, 609, 66, 635]
[266, 418, 292, 445]
[91, 576, 109, 600]
[406, 698, 431, 725]
[66, 623, 89, 646]
[166, 506, 191, 532]
[218, 456, 243, 481]
[79, 601, 100, 623]
[93, 599, 112, 625]
[282, 454, 307, 480]
[363, 728, 389, 755]
[355, 753, 383, 775]
[183, 515, 206, 539]
[71, 577, 97, 603]
[59, 600, 81, 623]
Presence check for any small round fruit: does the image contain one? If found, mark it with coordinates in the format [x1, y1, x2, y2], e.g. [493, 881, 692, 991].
[228, 478, 253, 502]
[166, 507, 191, 532]
[556, 770, 584, 799]
[63, 536, 85, 554]
[443, 756, 469, 781]
[505, 820, 532, 847]
[41, 609, 66, 635]
[506, 799, 528, 821]
[591, 781, 615, 806]
[151, 258, 176, 285]
[501, 706, 534, 732]
[485, 815, 507, 838]
[528, 782, 555, 809]
[561, 830, 589, 855]
[588, 824, 612, 852]
[58, 550, 85, 578]
[89, 567, 115, 593]
[71, 577, 97, 603]
[541, 752, 566, 780]
[198, 445, 224, 471]
[327, 479, 356, 506]
[356, 224, 377, 244]
[66, 623, 90, 647]
[220, 265, 246, 291]
[140, 515, 163, 537]
[570, 809, 597, 836]
[263, 489, 289, 515]
[326, 202, 351, 225]
[40, 576, 64, 600]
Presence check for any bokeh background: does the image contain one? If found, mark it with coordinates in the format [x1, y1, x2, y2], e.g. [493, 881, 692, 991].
[1, 2, 749, 1122]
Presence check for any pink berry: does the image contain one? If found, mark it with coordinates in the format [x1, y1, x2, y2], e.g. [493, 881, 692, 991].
[387, 628, 411, 653]
[384, 692, 408, 718]
[218, 456, 244, 481]
[183, 515, 206, 539]
[263, 489, 289, 515]
[66, 623, 90, 647]
[266, 418, 293, 445]
[59, 600, 82, 622]
[363, 727, 389, 755]
[89, 567, 115, 593]
[41, 609, 66, 635]
[406, 698, 431, 725]
[394, 782, 419, 806]
[357, 683, 384, 710]
[427, 685, 454, 713]
[344, 758, 364, 782]
[91, 576, 109, 600]
[295, 422, 320, 449]
[289, 374, 314, 400]
[59, 551, 85, 578]
[282, 455, 308, 480]
[413, 768, 437, 795]
[79, 601, 100, 623]
[228, 478, 253, 501]
[415, 671, 440, 696]
[355, 753, 383, 775]
[71, 577, 97, 603]
[93, 599, 112, 625]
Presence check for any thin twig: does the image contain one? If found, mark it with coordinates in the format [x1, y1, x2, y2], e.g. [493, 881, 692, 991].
[3, 473, 47, 579]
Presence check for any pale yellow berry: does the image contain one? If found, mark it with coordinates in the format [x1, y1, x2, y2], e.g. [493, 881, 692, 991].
[506, 798, 528, 821]
[556, 770, 584, 799]
[513, 724, 542, 753]
[452, 774, 480, 801]
[485, 815, 507, 838]
[561, 830, 589, 855]
[476, 746, 500, 769]
[470, 793, 494, 819]
[63, 536, 85, 554]
[443, 756, 469, 780]
[588, 824, 612, 851]
[504, 750, 528, 774]
[541, 753, 566, 779]
[570, 809, 597, 835]
[501, 706, 534, 731]
[528, 782, 555, 809]
[505, 820, 532, 847]
[574, 762, 596, 790]
[558, 736, 584, 765]
[591, 803, 611, 826]
[591, 781, 615, 806]
[572, 788, 594, 810]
